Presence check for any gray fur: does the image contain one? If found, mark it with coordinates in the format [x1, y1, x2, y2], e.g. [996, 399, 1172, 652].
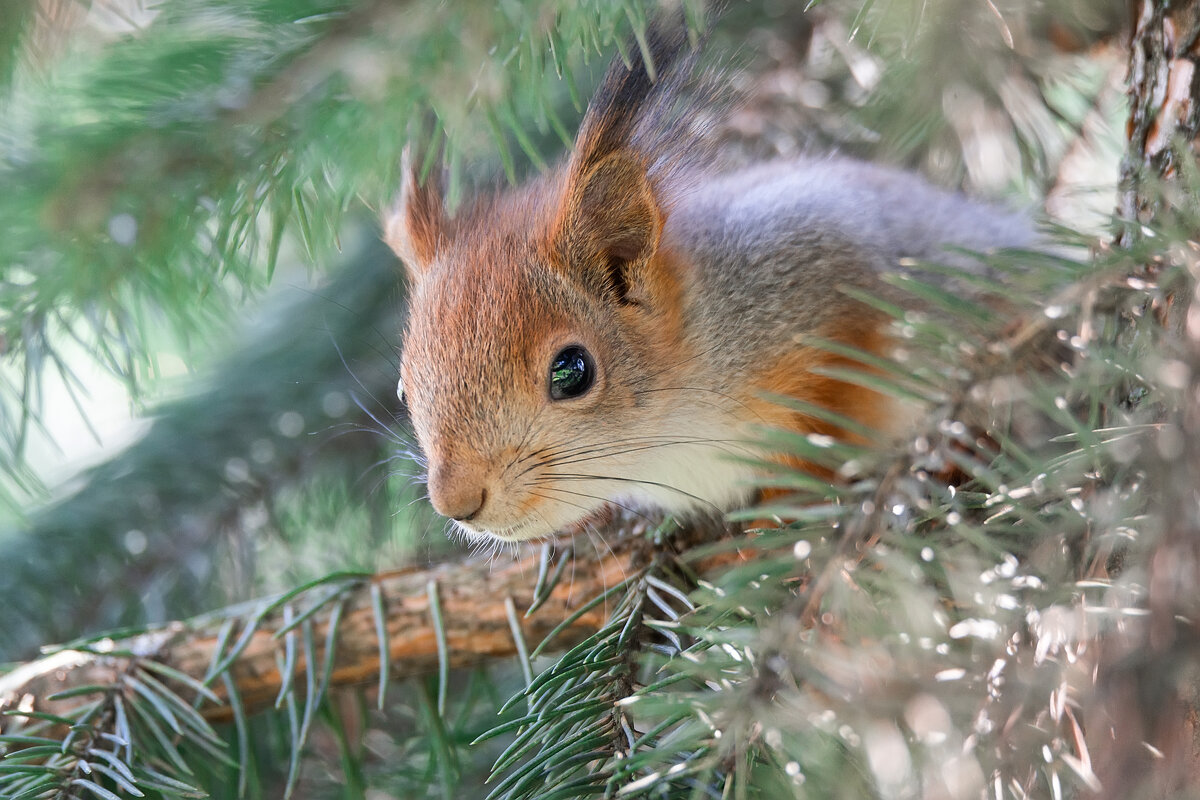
[668, 157, 1037, 377]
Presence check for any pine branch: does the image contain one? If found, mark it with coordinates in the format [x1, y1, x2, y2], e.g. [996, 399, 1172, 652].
[0, 522, 725, 730]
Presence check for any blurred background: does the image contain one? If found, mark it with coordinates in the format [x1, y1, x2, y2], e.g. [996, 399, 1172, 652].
[0, 0, 1133, 794]
[0, 0, 1126, 663]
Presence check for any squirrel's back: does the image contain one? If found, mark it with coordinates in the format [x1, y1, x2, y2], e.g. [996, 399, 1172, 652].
[669, 157, 1036, 378]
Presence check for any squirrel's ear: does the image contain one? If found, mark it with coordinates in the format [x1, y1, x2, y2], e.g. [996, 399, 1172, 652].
[554, 151, 663, 303]
[383, 146, 445, 280]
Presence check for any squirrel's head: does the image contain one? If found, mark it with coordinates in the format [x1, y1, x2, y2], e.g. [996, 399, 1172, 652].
[384, 141, 700, 542]
[383, 26, 741, 542]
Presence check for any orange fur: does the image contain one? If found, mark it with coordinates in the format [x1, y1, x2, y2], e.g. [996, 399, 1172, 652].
[744, 309, 896, 491]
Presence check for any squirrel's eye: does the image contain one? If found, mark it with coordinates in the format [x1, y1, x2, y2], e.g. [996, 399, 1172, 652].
[396, 375, 406, 405]
[549, 346, 595, 400]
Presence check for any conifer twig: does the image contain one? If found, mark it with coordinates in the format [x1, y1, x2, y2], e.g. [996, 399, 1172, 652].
[0, 522, 724, 727]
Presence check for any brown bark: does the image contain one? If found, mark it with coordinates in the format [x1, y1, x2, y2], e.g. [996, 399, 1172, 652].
[1090, 2, 1200, 796]
[1116, 0, 1200, 247]
[0, 522, 728, 727]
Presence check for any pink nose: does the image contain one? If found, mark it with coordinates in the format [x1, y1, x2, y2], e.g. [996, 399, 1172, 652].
[428, 463, 488, 522]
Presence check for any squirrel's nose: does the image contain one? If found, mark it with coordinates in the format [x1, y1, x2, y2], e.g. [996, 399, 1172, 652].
[429, 464, 488, 522]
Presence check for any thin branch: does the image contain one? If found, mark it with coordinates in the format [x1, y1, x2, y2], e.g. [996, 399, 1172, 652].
[0, 522, 724, 727]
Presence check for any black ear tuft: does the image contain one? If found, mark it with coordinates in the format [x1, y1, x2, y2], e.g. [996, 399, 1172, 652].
[571, 21, 693, 173]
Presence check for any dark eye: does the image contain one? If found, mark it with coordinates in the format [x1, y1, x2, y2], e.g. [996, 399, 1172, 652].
[396, 375, 406, 406]
[549, 346, 595, 400]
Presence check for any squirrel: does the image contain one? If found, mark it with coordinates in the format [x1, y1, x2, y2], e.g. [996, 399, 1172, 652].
[383, 24, 1035, 543]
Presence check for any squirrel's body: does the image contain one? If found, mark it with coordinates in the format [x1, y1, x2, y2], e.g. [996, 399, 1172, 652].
[386, 28, 1034, 542]
[670, 159, 1033, 378]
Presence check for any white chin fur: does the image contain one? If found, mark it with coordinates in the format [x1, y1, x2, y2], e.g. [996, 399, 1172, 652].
[467, 439, 761, 543]
[453, 517, 561, 543]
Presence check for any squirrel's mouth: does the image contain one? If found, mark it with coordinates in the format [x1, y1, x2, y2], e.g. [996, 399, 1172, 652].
[450, 499, 614, 543]
[449, 516, 559, 543]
